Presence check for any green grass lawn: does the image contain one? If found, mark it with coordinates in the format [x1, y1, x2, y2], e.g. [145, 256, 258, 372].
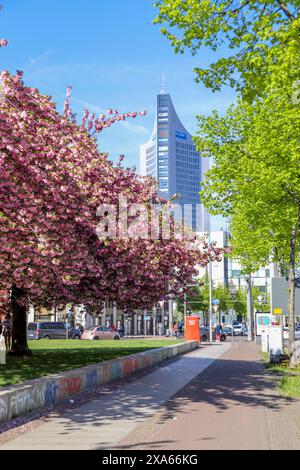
[0, 339, 182, 387]
[263, 354, 300, 398]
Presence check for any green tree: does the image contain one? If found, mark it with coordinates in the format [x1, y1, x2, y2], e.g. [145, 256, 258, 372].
[195, 88, 300, 362]
[154, 0, 300, 100]
[230, 288, 247, 318]
[154, 0, 300, 363]
[175, 276, 247, 322]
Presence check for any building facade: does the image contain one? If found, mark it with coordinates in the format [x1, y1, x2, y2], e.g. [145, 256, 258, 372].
[140, 92, 210, 232]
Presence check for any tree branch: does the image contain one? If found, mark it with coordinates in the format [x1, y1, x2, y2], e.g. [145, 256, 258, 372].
[276, 1, 295, 20]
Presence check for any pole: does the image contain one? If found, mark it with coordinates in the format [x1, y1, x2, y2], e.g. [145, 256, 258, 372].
[247, 274, 253, 341]
[168, 297, 173, 333]
[209, 259, 213, 343]
[152, 306, 156, 339]
[65, 306, 69, 340]
[230, 309, 234, 343]
[144, 309, 147, 336]
[184, 293, 187, 320]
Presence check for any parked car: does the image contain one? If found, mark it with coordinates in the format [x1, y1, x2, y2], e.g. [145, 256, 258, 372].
[81, 326, 121, 340]
[232, 325, 243, 336]
[200, 326, 226, 342]
[283, 327, 300, 340]
[27, 322, 81, 340]
[221, 326, 233, 336]
[241, 326, 248, 336]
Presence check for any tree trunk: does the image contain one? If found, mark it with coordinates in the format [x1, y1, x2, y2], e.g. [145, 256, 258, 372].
[246, 274, 253, 341]
[9, 285, 32, 357]
[288, 224, 296, 366]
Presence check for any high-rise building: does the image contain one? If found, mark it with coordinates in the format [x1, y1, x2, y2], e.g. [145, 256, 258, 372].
[140, 91, 210, 231]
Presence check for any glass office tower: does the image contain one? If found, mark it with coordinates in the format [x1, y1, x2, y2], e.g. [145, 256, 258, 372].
[140, 92, 210, 231]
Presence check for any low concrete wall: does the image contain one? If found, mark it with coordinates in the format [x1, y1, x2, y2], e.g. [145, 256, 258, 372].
[0, 340, 198, 423]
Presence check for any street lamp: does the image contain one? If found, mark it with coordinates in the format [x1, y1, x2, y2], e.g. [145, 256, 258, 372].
[158, 300, 165, 336]
[152, 305, 157, 339]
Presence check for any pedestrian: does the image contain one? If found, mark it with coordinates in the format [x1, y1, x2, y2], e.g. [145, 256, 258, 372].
[75, 323, 84, 334]
[1, 312, 12, 351]
[215, 323, 221, 343]
[118, 324, 125, 337]
[111, 324, 117, 332]
[172, 323, 178, 337]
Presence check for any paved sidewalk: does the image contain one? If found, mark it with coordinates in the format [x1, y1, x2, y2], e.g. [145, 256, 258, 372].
[116, 340, 300, 450]
[0, 342, 230, 449]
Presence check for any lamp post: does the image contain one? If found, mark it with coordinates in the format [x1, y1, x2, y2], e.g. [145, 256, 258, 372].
[209, 261, 213, 343]
[152, 305, 157, 338]
[158, 300, 165, 336]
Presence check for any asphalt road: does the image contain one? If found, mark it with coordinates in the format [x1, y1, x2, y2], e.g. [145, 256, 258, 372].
[116, 338, 300, 450]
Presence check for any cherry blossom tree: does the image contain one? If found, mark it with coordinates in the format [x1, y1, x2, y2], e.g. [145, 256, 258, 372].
[0, 71, 150, 354]
[1, 8, 225, 355]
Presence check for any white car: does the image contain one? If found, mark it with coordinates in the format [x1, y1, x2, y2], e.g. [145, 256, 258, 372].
[283, 327, 300, 340]
[232, 325, 243, 336]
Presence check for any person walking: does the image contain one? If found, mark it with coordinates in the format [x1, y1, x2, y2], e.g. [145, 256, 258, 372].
[215, 323, 221, 343]
[1, 312, 12, 351]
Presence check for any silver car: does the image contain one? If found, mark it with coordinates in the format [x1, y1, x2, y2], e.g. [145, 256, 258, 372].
[200, 326, 226, 342]
[27, 322, 81, 340]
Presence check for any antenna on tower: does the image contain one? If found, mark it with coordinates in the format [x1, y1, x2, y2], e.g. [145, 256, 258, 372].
[160, 73, 166, 94]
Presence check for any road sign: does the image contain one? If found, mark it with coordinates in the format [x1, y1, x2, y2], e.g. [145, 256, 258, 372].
[257, 295, 263, 304]
[273, 308, 282, 315]
[212, 299, 220, 305]
[213, 305, 219, 313]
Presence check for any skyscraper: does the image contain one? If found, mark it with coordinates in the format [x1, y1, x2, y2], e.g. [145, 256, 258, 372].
[140, 91, 210, 231]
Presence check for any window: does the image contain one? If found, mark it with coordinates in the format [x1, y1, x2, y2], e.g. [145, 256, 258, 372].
[146, 145, 156, 155]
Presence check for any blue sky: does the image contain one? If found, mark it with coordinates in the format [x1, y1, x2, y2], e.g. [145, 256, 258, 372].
[1, 0, 233, 229]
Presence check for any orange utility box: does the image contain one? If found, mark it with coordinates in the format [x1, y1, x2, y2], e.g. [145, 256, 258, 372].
[184, 316, 200, 342]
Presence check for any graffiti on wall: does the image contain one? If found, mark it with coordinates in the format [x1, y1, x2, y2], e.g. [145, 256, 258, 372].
[85, 369, 97, 389]
[44, 381, 59, 406]
[0, 398, 8, 422]
[10, 385, 44, 418]
[122, 358, 133, 376]
[60, 376, 82, 398]
[99, 363, 112, 383]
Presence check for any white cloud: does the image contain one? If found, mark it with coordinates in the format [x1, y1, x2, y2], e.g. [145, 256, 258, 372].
[25, 49, 56, 71]
[120, 120, 150, 135]
[71, 98, 104, 114]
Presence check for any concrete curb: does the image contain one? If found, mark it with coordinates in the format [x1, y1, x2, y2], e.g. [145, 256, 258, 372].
[0, 340, 198, 423]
